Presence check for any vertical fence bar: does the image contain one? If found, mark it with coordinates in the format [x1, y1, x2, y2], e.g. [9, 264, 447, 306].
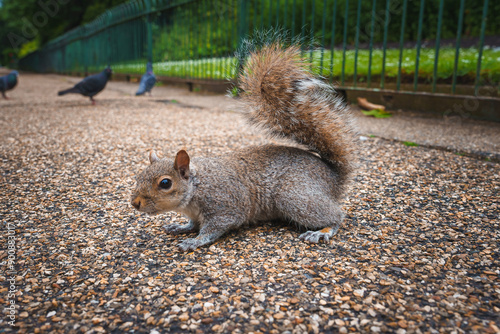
[292, 0, 296, 38]
[329, 0, 337, 83]
[276, 0, 280, 25]
[452, 0, 466, 94]
[320, 0, 327, 76]
[380, 0, 390, 89]
[233, 0, 238, 77]
[353, 0, 362, 88]
[238, 0, 250, 77]
[211, 3, 215, 79]
[309, 0, 316, 65]
[261, 0, 265, 28]
[252, 0, 257, 32]
[367, 0, 376, 88]
[413, 0, 425, 92]
[184, 9, 189, 78]
[107, 11, 112, 66]
[83, 28, 89, 76]
[196, 5, 201, 79]
[226, 1, 231, 79]
[284, 0, 288, 29]
[217, 3, 221, 80]
[301, 0, 306, 55]
[145, 0, 153, 63]
[204, 0, 208, 79]
[269, 0, 273, 27]
[396, 0, 408, 91]
[341, 0, 349, 86]
[475, 0, 489, 96]
[432, 0, 445, 93]
[238, 0, 249, 48]
[191, 6, 196, 80]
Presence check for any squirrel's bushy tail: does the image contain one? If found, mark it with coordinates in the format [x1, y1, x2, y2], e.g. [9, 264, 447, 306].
[238, 42, 356, 186]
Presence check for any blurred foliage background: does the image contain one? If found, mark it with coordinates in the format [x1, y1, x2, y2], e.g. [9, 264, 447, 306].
[1, 0, 499, 67]
[0, 0, 128, 65]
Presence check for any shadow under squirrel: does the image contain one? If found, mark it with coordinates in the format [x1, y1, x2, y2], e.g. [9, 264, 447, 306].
[131, 43, 356, 251]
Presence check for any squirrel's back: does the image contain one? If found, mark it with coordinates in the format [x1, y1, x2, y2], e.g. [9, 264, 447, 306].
[189, 144, 343, 223]
[238, 43, 356, 190]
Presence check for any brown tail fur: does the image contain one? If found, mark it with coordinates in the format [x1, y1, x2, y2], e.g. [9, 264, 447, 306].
[238, 43, 356, 187]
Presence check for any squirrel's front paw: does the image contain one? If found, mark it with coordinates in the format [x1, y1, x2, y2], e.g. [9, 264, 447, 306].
[178, 238, 202, 251]
[163, 222, 196, 235]
[299, 229, 333, 244]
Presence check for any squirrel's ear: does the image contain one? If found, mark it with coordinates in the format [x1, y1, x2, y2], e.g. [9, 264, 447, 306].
[174, 150, 190, 180]
[149, 151, 160, 164]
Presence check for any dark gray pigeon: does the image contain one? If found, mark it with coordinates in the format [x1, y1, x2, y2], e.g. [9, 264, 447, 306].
[0, 70, 19, 99]
[136, 62, 156, 96]
[58, 66, 112, 105]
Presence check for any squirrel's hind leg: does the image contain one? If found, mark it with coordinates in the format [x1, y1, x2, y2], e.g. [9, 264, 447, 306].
[299, 226, 340, 244]
[276, 192, 344, 244]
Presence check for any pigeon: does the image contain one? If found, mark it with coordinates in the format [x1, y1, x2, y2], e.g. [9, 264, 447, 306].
[58, 66, 112, 105]
[0, 70, 19, 99]
[136, 62, 156, 96]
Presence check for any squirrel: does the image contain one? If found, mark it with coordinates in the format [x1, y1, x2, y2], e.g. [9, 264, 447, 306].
[131, 41, 356, 251]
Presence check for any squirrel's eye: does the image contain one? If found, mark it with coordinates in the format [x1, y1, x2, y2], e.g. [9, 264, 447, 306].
[158, 178, 172, 190]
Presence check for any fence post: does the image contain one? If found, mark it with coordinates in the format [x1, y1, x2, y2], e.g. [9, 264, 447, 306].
[237, 0, 249, 76]
[475, 0, 489, 96]
[106, 10, 113, 67]
[237, 0, 249, 48]
[145, 0, 153, 63]
[83, 27, 89, 76]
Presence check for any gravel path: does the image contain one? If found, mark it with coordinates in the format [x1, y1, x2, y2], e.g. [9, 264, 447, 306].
[1, 73, 499, 333]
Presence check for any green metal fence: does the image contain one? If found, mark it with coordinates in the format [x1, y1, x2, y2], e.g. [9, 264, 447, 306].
[18, 0, 499, 98]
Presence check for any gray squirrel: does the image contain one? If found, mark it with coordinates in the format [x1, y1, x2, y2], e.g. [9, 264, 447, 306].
[131, 41, 356, 251]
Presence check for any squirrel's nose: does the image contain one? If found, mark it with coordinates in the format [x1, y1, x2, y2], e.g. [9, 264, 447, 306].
[131, 197, 142, 210]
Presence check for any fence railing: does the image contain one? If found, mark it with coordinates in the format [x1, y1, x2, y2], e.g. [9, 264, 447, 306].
[18, 0, 498, 98]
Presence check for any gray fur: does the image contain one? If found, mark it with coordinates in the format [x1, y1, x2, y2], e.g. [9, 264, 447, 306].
[131, 145, 346, 250]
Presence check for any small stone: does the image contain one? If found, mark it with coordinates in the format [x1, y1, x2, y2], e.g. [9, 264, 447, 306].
[335, 319, 345, 326]
[273, 313, 285, 319]
[354, 289, 365, 297]
[398, 320, 408, 328]
[120, 322, 134, 329]
[360, 319, 371, 326]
